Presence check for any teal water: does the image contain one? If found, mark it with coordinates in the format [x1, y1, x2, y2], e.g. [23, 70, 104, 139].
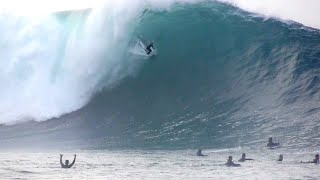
[0, 0, 319, 161]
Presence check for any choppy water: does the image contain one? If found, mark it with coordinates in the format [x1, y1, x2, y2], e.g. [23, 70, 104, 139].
[1, 149, 319, 179]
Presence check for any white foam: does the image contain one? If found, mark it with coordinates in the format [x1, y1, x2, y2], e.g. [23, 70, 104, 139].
[0, 1, 143, 124]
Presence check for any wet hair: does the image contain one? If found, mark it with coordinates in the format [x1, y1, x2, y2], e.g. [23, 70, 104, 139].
[278, 154, 283, 161]
[65, 160, 69, 165]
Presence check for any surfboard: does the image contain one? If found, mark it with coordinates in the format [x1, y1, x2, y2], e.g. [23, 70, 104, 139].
[129, 38, 157, 58]
[138, 39, 157, 57]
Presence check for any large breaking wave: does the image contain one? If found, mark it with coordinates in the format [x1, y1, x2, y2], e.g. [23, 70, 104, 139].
[0, 0, 320, 149]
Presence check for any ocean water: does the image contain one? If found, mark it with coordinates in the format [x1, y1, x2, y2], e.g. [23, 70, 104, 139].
[0, 0, 320, 179]
[1, 149, 320, 179]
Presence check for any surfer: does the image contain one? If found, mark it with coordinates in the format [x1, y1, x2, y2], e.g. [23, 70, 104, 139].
[266, 137, 280, 147]
[277, 154, 283, 161]
[226, 156, 241, 167]
[196, 149, 207, 156]
[301, 154, 319, 164]
[145, 42, 154, 55]
[238, 153, 254, 162]
[60, 154, 76, 168]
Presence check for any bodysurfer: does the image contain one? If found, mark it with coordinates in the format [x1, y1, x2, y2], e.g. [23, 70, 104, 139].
[266, 137, 280, 147]
[238, 153, 254, 162]
[196, 149, 207, 156]
[226, 156, 241, 167]
[60, 154, 76, 168]
[301, 154, 319, 164]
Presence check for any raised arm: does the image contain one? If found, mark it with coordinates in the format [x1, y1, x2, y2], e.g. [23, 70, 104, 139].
[69, 154, 77, 168]
[60, 154, 64, 167]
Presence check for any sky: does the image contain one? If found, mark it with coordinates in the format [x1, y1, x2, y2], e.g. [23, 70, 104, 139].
[0, 0, 319, 29]
[0, 0, 104, 14]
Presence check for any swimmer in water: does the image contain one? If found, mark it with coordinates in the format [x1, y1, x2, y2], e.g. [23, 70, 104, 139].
[277, 154, 283, 161]
[266, 137, 280, 147]
[301, 154, 319, 164]
[196, 149, 207, 156]
[226, 156, 241, 167]
[238, 153, 254, 162]
[60, 154, 76, 168]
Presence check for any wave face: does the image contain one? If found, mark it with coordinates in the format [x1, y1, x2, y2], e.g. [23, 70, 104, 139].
[0, 1, 320, 149]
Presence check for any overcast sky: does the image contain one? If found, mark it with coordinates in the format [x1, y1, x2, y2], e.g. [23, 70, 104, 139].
[0, 0, 319, 29]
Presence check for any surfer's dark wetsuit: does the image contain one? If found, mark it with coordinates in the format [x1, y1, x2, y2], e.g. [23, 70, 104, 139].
[301, 154, 319, 164]
[196, 149, 207, 156]
[226, 156, 241, 167]
[266, 137, 280, 147]
[146, 42, 154, 55]
[60, 154, 76, 168]
[238, 153, 254, 162]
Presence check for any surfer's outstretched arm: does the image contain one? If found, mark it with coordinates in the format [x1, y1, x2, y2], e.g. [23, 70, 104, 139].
[60, 154, 64, 167]
[68, 154, 76, 168]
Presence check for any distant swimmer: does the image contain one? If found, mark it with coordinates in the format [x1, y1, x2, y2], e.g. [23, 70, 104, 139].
[226, 156, 241, 167]
[196, 149, 207, 156]
[238, 153, 254, 162]
[145, 42, 154, 55]
[301, 154, 319, 164]
[266, 137, 280, 147]
[60, 154, 76, 168]
[277, 154, 283, 162]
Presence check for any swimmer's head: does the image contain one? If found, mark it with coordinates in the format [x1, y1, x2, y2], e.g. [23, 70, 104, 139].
[278, 154, 283, 161]
[242, 153, 246, 158]
[65, 160, 69, 165]
[228, 156, 232, 161]
[269, 137, 272, 142]
[315, 154, 319, 159]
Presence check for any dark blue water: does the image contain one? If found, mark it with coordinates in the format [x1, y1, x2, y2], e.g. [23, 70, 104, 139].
[0, 2, 320, 150]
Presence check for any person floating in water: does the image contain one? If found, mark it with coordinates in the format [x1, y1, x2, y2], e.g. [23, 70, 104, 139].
[301, 154, 319, 164]
[60, 154, 76, 168]
[145, 42, 154, 55]
[226, 156, 241, 167]
[196, 149, 207, 156]
[238, 153, 254, 162]
[277, 154, 283, 161]
[266, 137, 280, 147]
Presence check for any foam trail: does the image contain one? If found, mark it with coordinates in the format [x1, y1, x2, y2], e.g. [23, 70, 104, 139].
[218, 0, 320, 29]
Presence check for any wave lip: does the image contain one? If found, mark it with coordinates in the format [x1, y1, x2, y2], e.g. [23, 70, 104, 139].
[218, 0, 320, 29]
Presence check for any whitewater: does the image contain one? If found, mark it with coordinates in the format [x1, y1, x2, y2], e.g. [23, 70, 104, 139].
[0, 0, 320, 179]
[0, 0, 319, 124]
